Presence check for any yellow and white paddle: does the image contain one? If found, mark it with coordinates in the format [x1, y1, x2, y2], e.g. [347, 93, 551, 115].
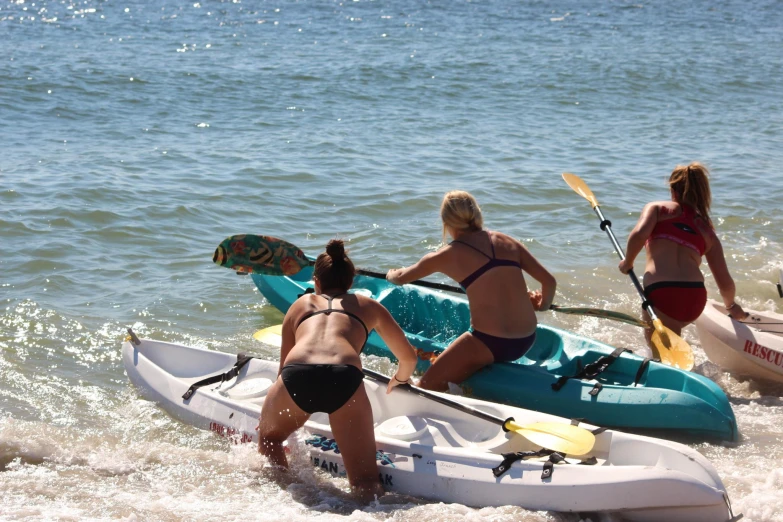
[562, 173, 694, 370]
[252, 324, 596, 456]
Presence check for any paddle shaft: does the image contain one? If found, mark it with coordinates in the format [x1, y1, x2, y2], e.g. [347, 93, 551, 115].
[549, 304, 647, 328]
[591, 205, 659, 323]
[355, 268, 465, 294]
[364, 263, 645, 325]
[220, 233, 644, 325]
[362, 368, 504, 428]
[357, 266, 647, 328]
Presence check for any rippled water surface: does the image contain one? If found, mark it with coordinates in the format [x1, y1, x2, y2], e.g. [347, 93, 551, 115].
[2, 0, 783, 520]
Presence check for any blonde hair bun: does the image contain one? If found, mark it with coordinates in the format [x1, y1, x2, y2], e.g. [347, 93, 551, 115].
[440, 191, 483, 238]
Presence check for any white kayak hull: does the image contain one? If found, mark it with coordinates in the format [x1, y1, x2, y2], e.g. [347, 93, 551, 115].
[122, 336, 735, 522]
[695, 299, 783, 384]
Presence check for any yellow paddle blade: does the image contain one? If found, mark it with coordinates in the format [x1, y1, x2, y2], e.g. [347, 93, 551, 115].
[505, 420, 596, 456]
[650, 321, 694, 371]
[562, 173, 600, 209]
[253, 324, 283, 346]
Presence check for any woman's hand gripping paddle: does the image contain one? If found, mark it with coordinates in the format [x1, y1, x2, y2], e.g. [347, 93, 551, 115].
[562, 173, 695, 370]
[252, 324, 595, 455]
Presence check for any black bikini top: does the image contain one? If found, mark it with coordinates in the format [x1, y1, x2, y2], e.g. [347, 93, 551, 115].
[451, 231, 522, 290]
[295, 293, 370, 350]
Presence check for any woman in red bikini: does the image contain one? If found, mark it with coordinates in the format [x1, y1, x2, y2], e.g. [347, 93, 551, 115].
[619, 163, 749, 346]
[386, 190, 557, 391]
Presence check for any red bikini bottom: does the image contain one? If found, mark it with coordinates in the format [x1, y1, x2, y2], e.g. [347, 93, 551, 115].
[643, 281, 707, 323]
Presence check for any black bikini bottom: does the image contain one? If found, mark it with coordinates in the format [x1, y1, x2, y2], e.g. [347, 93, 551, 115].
[281, 363, 365, 414]
[471, 329, 536, 363]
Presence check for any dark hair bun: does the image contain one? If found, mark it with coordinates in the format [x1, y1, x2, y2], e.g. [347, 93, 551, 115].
[325, 239, 346, 262]
[314, 239, 355, 291]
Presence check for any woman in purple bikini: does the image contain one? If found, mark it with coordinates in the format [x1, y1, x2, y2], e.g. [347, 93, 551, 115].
[387, 190, 557, 391]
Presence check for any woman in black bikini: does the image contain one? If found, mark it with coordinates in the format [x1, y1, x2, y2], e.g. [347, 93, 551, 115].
[257, 239, 417, 501]
[386, 190, 556, 391]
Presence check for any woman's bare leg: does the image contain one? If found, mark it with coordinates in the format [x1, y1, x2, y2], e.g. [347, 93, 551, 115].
[328, 384, 384, 502]
[257, 378, 310, 467]
[418, 332, 494, 392]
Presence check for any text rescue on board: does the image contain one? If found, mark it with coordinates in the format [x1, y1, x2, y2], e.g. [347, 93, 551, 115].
[744, 340, 783, 368]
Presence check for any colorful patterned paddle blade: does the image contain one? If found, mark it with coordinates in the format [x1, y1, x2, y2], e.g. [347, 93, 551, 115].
[213, 234, 311, 276]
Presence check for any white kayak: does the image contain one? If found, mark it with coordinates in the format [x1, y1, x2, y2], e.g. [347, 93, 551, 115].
[695, 299, 783, 384]
[122, 333, 737, 522]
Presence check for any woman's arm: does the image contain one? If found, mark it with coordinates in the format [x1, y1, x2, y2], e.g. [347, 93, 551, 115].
[619, 203, 659, 274]
[278, 306, 298, 375]
[705, 235, 749, 320]
[518, 244, 557, 311]
[372, 304, 418, 393]
[386, 250, 446, 285]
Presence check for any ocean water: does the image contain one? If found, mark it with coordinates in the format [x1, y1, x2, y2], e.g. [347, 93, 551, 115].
[2, 0, 783, 520]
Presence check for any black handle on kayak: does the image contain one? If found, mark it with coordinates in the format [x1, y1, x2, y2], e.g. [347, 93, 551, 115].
[361, 368, 503, 427]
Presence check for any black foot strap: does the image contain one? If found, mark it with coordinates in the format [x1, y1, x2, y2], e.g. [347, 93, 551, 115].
[182, 353, 254, 400]
[633, 357, 655, 386]
[552, 347, 630, 393]
[492, 449, 554, 478]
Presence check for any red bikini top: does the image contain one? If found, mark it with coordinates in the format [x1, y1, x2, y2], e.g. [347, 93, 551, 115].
[646, 204, 706, 256]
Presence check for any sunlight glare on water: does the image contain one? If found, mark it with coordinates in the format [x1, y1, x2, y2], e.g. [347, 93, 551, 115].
[1, 0, 783, 520]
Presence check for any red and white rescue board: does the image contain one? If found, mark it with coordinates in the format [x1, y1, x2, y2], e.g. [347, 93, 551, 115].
[122, 335, 738, 522]
[695, 299, 783, 384]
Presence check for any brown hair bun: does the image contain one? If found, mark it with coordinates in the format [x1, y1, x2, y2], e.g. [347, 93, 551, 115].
[314, 239, 355, 292]
[325, 239, 346, 263]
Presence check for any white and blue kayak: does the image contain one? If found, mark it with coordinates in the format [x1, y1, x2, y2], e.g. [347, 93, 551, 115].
[122, 334, 738, 522]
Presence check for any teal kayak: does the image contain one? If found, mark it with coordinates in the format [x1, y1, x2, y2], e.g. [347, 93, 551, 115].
[251, 268, 738, 441]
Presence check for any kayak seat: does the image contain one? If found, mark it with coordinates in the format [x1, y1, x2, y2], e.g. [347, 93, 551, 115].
[516, 328, 566, 368]
[378, 287, 470, 342]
